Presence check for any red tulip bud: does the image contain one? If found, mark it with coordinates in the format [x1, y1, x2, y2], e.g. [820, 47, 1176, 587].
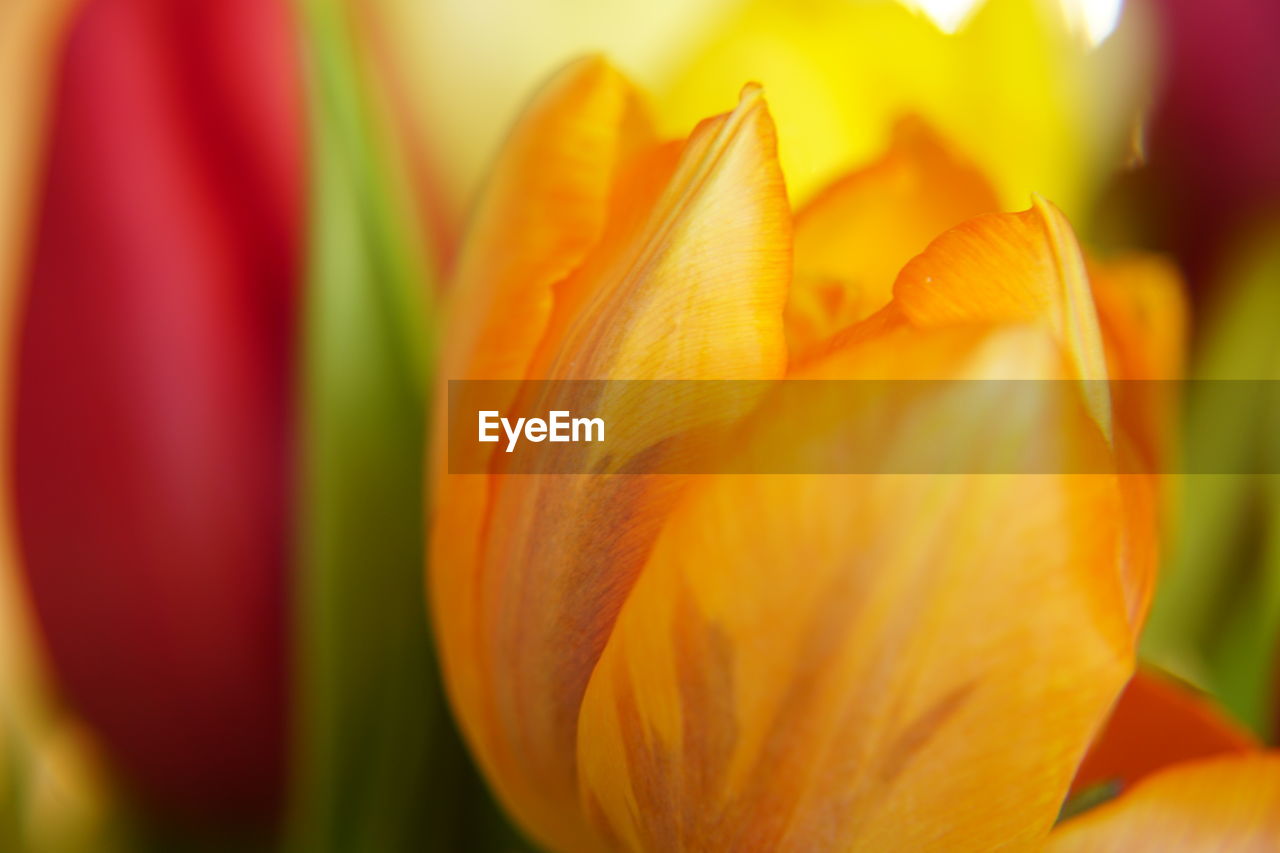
[12, 0, 303, 826]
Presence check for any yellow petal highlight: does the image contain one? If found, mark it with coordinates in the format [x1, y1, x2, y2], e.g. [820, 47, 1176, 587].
[1049, 754, 1280, 852]
[786, 118, 999, 363]
[432, 83, 790, 853]
[578, 322, 1136, 850]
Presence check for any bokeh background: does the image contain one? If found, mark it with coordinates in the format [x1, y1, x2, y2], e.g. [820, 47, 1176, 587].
[0, 0, 1277, 849]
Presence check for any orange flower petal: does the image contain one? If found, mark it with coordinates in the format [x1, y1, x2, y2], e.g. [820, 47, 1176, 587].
[432, 84, 791, 852]
[893, 197, 1112, 438]
[577, 320, 1135, 850]
[524, 82, 789, 383]
[441, 55, 655, 385]
[1090, 253, 1187, 476]
[1071, 668, 1256, 798]
[878, 203, 1168, 628]
[1087, 255, 1186, 630]
[1049, 753, 1280, 851]
[429, 55, 652, 850]
[786, 118, 998, 363]
[1091, 254, 1187, 384]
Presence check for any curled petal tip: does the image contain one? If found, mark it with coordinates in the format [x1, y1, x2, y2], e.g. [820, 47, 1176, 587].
[1029, 193, 1113, 440]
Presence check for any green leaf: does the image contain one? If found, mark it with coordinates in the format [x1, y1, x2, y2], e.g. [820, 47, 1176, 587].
[287, 1, 512, 849]
[1141, 225, 1280, 738]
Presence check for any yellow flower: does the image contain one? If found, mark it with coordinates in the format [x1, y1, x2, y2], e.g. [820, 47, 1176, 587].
[654, 0, 1152, 216]
[430, 57, 1179, 851]
[361, 0, 1151, 232]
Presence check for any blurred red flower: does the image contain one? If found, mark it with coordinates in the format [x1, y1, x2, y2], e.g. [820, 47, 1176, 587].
[12, 0, 303, 827]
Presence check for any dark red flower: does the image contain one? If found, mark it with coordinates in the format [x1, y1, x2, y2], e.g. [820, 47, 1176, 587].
[12, 0, 303, 826]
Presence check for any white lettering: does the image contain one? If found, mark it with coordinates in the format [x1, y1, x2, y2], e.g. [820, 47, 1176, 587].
[573, 416, 605, 442]
[478, 410, 606, 452]
[478, 411, 500, 442]
[549, 410, 570, 442]
[501, 416, 525, 453]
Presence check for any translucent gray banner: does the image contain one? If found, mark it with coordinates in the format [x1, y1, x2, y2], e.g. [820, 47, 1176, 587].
[446, 380, 1278, 475]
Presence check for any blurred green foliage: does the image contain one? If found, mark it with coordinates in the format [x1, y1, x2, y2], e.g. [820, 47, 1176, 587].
[1142, 225, 1280, 738]
[288, 0, 530, 849]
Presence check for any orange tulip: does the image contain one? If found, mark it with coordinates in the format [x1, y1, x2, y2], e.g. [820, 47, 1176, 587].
[431, 56, 1180, 851]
